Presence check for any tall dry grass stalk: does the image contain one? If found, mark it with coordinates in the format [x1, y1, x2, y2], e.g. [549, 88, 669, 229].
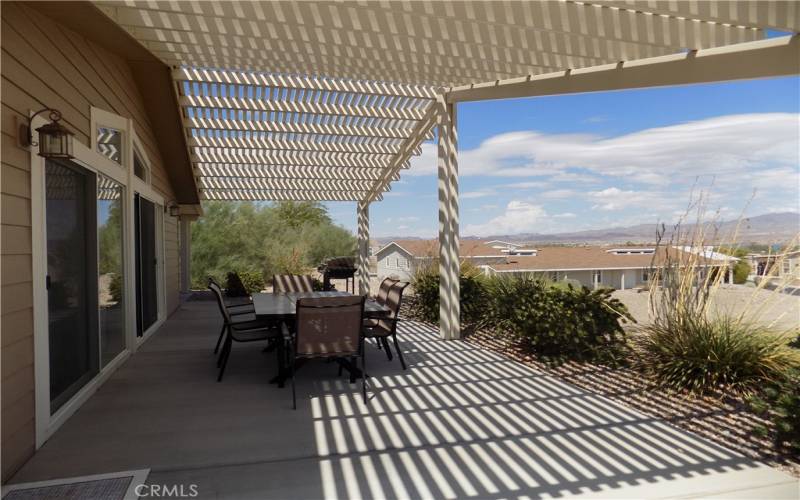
[647, 190, 798, 332]
[634, 190, 800, 394]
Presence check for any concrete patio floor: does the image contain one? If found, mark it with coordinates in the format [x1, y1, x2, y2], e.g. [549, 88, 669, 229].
[10, 300, 798, 499]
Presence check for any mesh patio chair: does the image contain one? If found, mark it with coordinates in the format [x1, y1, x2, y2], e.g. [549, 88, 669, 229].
[364, 278, 399, 343]
[282, 295, 366, 409]
[362, 281, 410, 370]
[273, 274, 315, 293]
[209, 281, 282, 382]
[208, 277, 256, 354]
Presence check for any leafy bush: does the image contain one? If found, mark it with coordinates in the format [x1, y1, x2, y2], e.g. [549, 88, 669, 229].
[632, 317, 800, 394]
[411, 267, 633, 364]
[410, 262, 487, 327]
[748, 367, 800, 454]
[226, 270, 264, 295]
[109, 273, 124, 303]
[239, 270, 265, 294]
[732, 261, 751, 284]
[486, 275, 632, 365]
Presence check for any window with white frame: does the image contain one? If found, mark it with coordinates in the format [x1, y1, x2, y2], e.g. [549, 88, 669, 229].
[642, 269, 650, 282]
[133, 145, 151, 184]
[592, 270, 602, 286]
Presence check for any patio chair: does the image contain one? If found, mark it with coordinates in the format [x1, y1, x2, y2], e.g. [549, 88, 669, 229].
[362, 281, 410, 370]
[208, 277, 256, 354]
[273, 274, 315, 293]
[209, 281, 282, 382]
[364, 278, 398, 350]
[283, 295, 367, 409]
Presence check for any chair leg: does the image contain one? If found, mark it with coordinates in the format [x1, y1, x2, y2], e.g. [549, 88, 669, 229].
[381, 337, 393, 360]
[275, 336, 285, 388]
[216, 329, 229, 367]
[291, 358, 297, 410]
[392, 332, 406, 370]
[217, 337, 232, 382]
[214, 323, 226, 354]
[362, 343, 368, 405]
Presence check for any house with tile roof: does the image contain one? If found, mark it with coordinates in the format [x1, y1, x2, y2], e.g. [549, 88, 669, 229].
[376, 240, 732, 289]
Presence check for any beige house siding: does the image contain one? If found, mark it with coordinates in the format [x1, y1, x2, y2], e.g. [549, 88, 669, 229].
[1, 2, 181, 481]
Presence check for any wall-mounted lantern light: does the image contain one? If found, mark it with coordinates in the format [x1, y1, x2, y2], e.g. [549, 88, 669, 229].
[20, 108, 75, 160]
[166, 201, 181, 217]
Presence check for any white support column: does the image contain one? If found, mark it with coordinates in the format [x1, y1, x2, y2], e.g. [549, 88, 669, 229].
[357, 200, 370, 296]
[179, 218, 191, 293]
[437, 95, 460, 340]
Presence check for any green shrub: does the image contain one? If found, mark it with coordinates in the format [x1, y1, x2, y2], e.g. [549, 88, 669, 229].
[748, 368, 800, 454]
[632, 317, 800, 394]
[411, 268, 633, 364]
[486, 275, 633, 365]
[109, 273, 124, 303]
[227, 270, 264, 295]
[733, 261, 751, 284]
[410, 263, 487, 327]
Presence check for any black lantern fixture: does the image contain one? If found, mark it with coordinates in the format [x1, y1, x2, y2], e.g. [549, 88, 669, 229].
[21, 108, 75, 159]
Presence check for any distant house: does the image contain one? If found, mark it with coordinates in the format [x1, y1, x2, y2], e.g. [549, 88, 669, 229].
[747, 250, 800, 279]
[376, 240, 731, 289]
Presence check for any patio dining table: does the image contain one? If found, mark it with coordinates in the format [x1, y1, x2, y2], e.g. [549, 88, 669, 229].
[251, 291, 390, 385]
[251, 291, 390, 319]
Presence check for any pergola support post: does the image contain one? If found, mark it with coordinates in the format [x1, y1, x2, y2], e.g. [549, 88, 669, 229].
[437, 95, 460, 340]
[357, 200, 371, 296]
[179, 218, 192, 294]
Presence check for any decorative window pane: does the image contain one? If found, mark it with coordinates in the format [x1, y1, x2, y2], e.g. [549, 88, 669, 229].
[97, 126, 122, 164]
[134, 150, 150, 183]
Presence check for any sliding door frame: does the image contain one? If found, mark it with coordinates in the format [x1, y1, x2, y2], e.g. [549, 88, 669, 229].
[31, 107, 168, 448]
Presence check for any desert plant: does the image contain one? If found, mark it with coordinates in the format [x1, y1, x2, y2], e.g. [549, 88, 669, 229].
[638, 194, 800, 393]
[632, 316, 799, 394]
[485, 275, 633, 364]
[409, 262, 488, 327]
[748, 367, 800, 454]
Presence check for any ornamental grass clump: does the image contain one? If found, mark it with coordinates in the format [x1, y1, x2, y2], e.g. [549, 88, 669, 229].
[633, 196, 800, 395]
[633, 315, 799, 394]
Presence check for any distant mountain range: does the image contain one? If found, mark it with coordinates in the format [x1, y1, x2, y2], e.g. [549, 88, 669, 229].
[375, 212, 799, 246]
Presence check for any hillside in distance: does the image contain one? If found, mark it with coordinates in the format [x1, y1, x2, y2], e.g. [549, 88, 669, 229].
[484, 212, 800, 245]
[374, 212, 799, 246]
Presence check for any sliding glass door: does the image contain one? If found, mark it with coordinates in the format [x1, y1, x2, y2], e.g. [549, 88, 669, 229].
[98, 176, 126, 366]
[135, 194, 159, 336]
[45, 160, 99, 413]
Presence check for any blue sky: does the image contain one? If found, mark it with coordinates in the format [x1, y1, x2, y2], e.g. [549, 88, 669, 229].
[326, 74, 800, 238]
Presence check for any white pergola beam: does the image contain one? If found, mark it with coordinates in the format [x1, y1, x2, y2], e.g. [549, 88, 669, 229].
[190, 151, 398, 169]
[367, 103, 438, 202]
[180, 95, 428, 121]
[185, 117, 415, 140]
[189, 138, 415, 156]
[174, 68, 436, 100]
[197, 176, 380, 192]
[193, 164, 399, 181]
[201, 189, 380, 202]
[447, 35, 800, 102]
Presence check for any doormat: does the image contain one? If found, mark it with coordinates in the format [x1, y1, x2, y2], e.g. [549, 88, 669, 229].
[2, 469, 149, 500]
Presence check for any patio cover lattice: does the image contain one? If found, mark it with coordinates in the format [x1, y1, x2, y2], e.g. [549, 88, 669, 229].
[93, 0, 798, 203]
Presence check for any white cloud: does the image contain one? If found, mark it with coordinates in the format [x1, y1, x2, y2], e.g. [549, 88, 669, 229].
[554, 212, 576, 218]
[411, 113, 799, 187]
[463, 201, 548, 236]
[541, 189, 577, 199]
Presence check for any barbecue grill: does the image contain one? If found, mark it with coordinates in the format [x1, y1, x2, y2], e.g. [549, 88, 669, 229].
[318, 256, 357, 293]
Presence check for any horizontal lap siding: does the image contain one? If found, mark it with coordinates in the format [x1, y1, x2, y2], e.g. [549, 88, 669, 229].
[0, 2, 181, 481]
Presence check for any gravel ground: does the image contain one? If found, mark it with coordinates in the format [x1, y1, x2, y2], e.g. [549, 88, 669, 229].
[614, 284, 800, 332]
